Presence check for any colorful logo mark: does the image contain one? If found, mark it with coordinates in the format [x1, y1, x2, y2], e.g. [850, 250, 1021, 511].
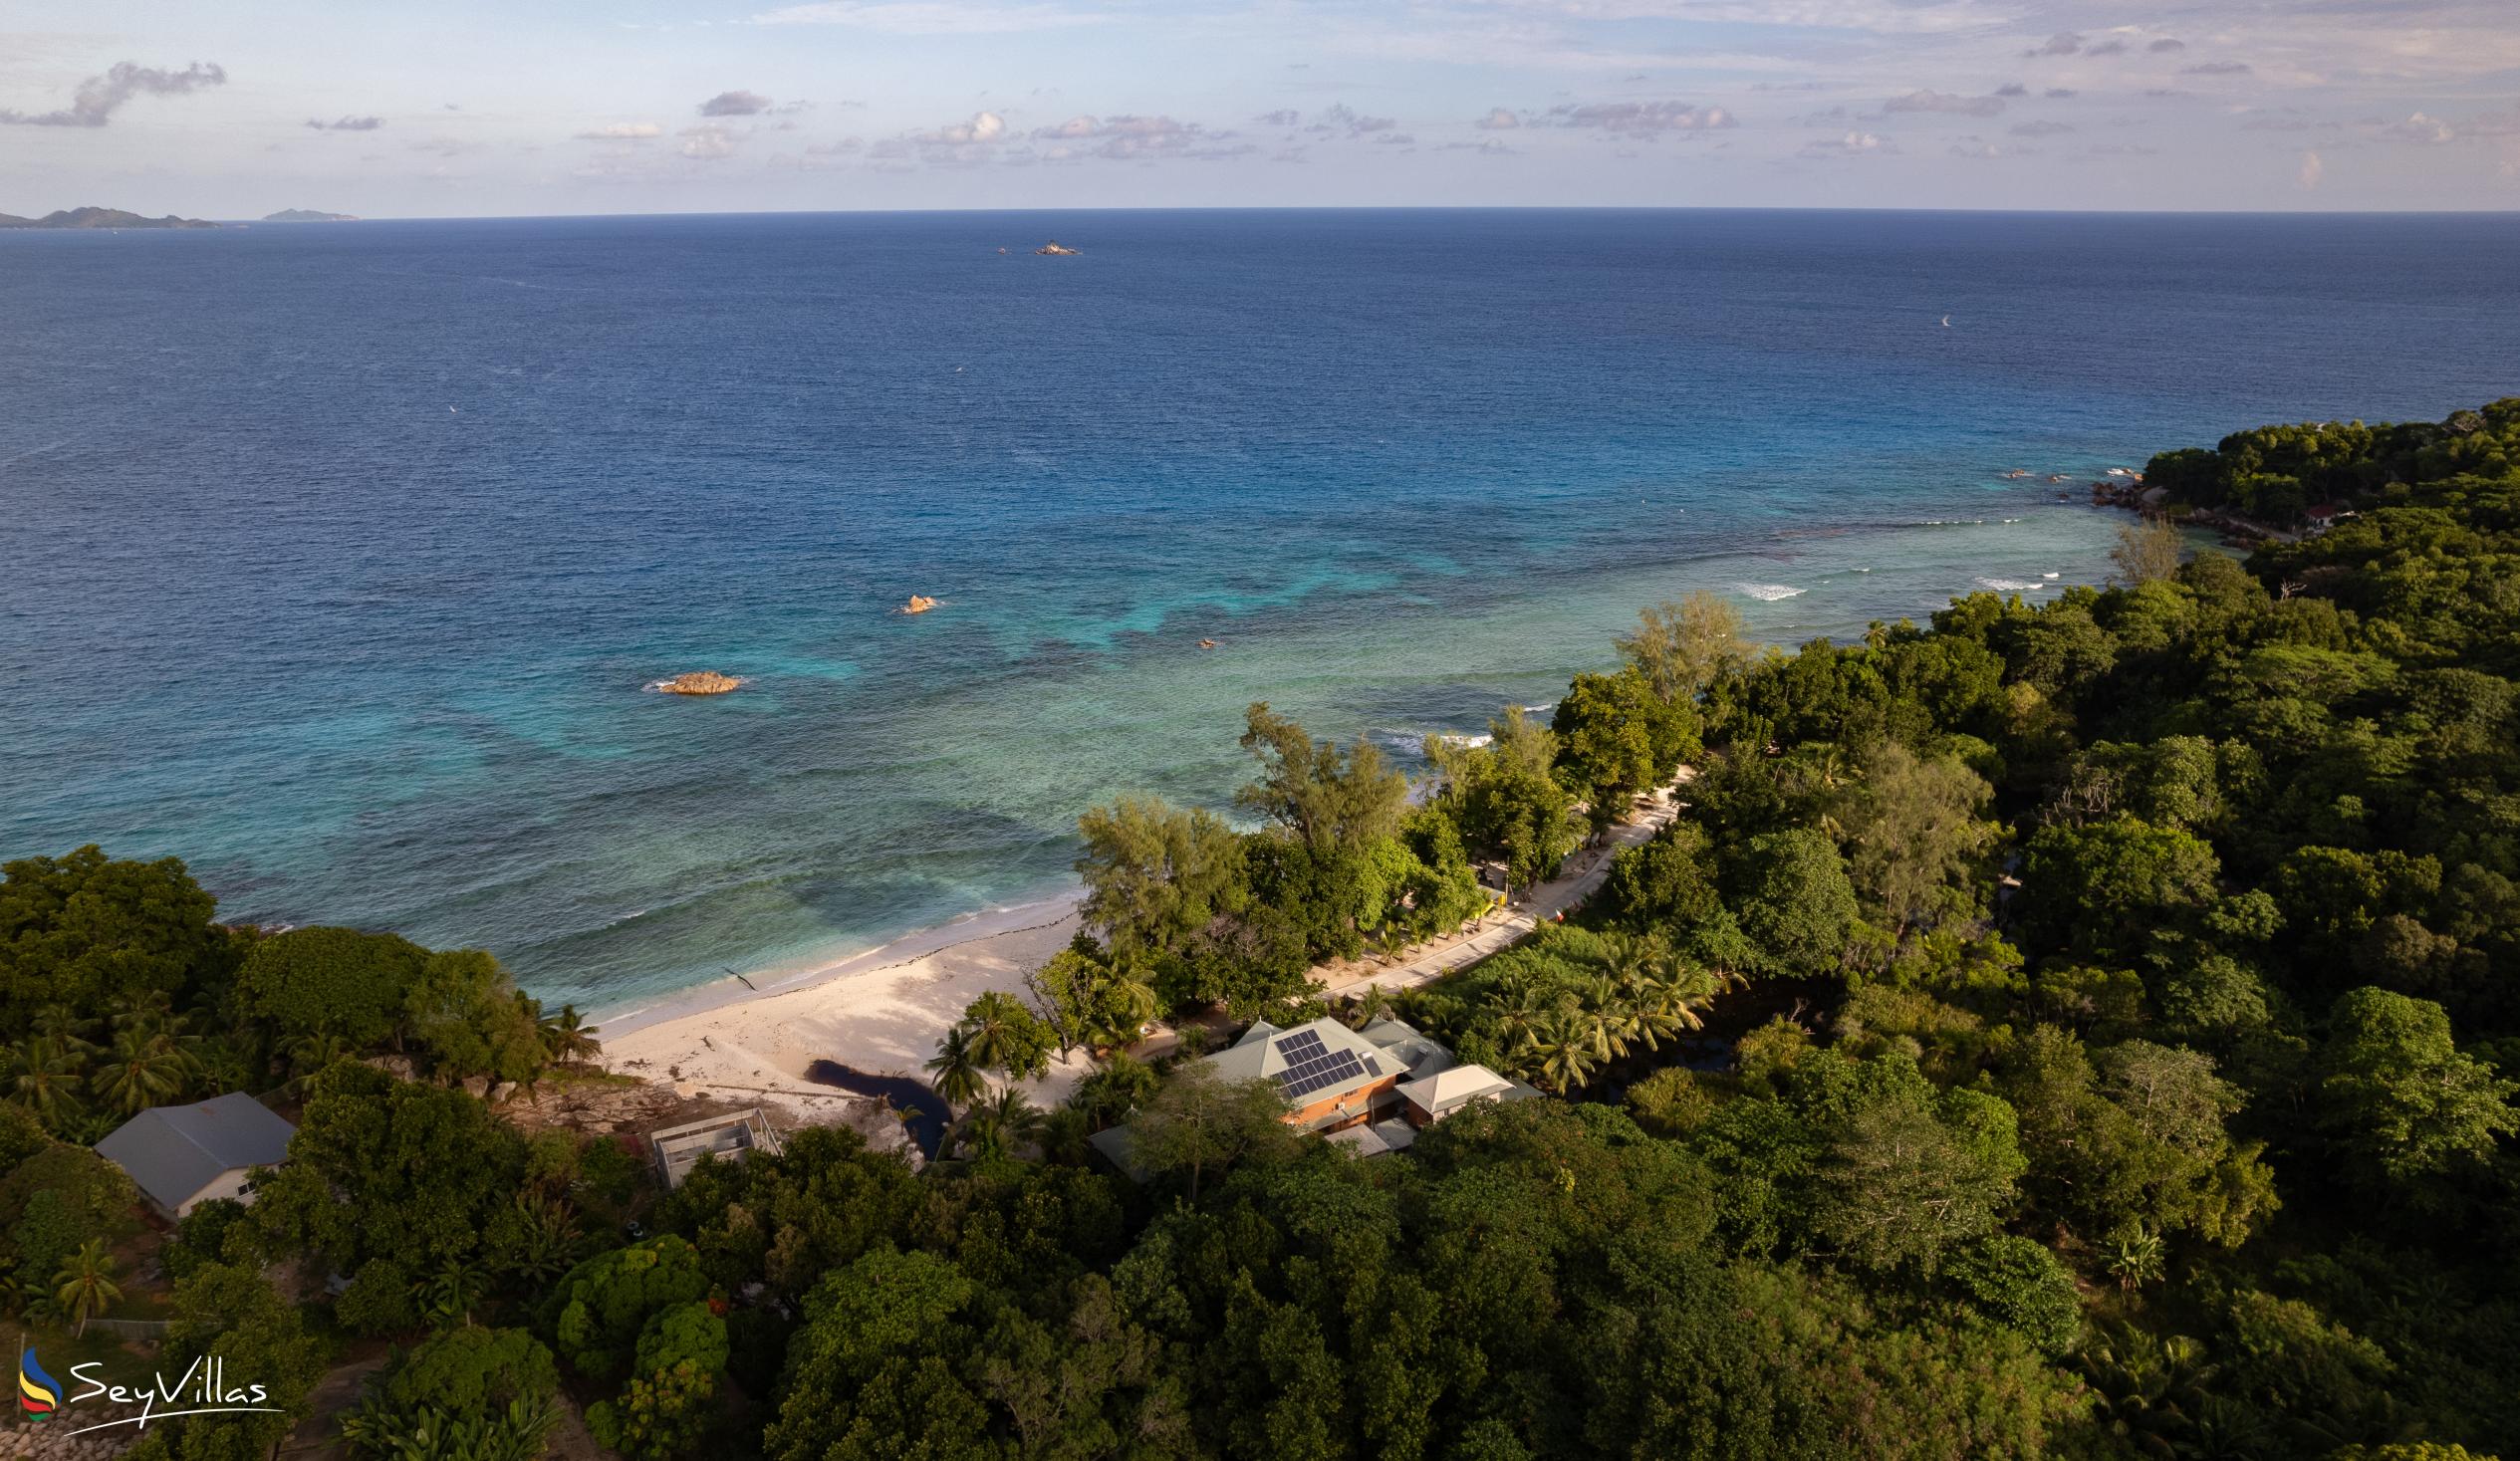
[18, 1346, 62, 1418]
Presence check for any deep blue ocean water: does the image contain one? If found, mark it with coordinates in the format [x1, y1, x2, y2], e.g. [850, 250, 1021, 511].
[5, 208, 2516, 1012]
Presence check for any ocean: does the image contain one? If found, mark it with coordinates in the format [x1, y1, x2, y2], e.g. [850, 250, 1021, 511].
[5, 208, 2516, 1013]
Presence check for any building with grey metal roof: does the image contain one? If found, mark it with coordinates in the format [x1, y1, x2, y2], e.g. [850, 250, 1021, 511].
[94, 1093, 297, 1219]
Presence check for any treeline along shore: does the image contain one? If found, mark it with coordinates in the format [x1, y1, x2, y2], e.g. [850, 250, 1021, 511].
[5, 398, 2519, 1458]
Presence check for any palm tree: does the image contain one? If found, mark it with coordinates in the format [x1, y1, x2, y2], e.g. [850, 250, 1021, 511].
[53, 1238, 122, 1338]
[1598, 930, 1667, 990]
[287, 1029, 359, 1084]
[6, 1036, 90, 1126]
[497, 1191, 583, 1283]
[539, 1004, 603, 1065]
[960, 996, 1036, 1079]
[1632, 959, 1724, 1052]
[93, 1028, 191, 1115]
[414, 1258, 487, 1329]
[1101, 968, 1159, 1045]
[2103, 1226, 2167, 1292]
[30, 1004, 99, 1056]
[1531, 1011, 1601, 1095]
[106, 988, 178, 1034]
[1492, 986, 1555, 1057]
[190, 1037, 260, 1097]
[955, 1086, 1045, 1160]
[1573, 978, 1635, 1062]
[924, 1027, 987, 1110]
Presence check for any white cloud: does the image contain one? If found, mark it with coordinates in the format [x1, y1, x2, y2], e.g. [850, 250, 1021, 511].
[1308, 104, 1398, 137]
[1883, 89, 2003, 118]
[1547, 100, 1734, 134]
[1476, 107, 1522, 129]
[575, 122, 662, 140]
[1802, 130, 1890, 157]
[750, 1, 1108, 33]
[2298, 148, 2325, 188]
[2377, 112, 2455, 143]
[1029, 113, 1246, 158]
[680, 123, 736, 158]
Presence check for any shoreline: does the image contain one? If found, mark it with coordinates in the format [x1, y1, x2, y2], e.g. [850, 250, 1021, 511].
[598, 890, 1099, 1121]
[595, 887, 1085, 1039]
[598, 775, 1695, 1127]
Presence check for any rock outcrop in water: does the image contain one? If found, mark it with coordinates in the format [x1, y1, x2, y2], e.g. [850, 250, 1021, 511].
[902, 596, 938, 614]
[659, 671, 743, 695]
[1036, 241, 1080, 256]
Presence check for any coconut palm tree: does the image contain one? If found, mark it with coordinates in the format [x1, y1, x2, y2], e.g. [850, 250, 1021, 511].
[1573, 978, 1635, 1062]
[1598, 930, 1667, 990]
[1101, 967, 1160, 1045]
[1631, 958, 1724, 1052]
[1531, 1011, 1601, 1095]
[54, 1238, 123, 1338]
[6, 1036, 90, 1127]
[93, 1028, 191, 1115]
[955, 1086, 1045, 1160]
[924, 1027, 988, 1111]
[286, 1029, 360, 1085]
[538, 1004, 602, 1065]
[30, 1004, 99, 1056]
[189, 1037, 260, 1097]
[1492, 986, 1555, 1058]
[106, 988, 178, 1034]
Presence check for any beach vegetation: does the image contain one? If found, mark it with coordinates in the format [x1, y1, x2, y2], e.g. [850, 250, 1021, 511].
[1424, 704, 1583, 894]
[1550, 664, 1700, 830]
[2111, 517, 2187, 583]
[1616, 589, 1750, 702]
[954, 990, 1057, 1083]
[1235, 701, 1409, 854]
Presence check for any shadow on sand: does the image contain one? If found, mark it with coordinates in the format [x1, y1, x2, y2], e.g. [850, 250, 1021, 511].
[805, 1061, 951, 1158]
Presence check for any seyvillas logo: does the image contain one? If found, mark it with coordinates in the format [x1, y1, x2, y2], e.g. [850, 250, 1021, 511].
[23, 1354, 280, 1435]
[18, 1346, 62, 1417]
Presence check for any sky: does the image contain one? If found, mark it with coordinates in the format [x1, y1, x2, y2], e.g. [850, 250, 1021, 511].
[3, 0, 2517, 216]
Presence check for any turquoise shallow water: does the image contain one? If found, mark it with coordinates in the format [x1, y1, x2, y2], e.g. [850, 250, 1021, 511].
[4, 208, 2516, 1011]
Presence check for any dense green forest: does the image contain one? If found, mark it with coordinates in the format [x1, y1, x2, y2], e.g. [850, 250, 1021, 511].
[5, 398, 2518, 1459]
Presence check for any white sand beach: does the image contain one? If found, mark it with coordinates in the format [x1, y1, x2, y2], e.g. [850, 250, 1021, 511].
[596, 775, 1690, 1134]
[599, 898, 1098, 1122]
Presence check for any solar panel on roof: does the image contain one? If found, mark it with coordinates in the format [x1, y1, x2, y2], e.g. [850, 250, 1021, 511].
[1278, 1049, 1367, 1100]
[1274, 1030, 1327, 1061]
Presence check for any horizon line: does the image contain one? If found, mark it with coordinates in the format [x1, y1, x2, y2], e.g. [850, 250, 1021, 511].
[17, 201, 2520, 226]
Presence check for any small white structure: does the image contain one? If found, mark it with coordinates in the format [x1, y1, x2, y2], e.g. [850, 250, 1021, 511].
[648, 1107, 784, 1190]
[1397, 1064, 1526, 1124]
[95, 1093, 297, 1219]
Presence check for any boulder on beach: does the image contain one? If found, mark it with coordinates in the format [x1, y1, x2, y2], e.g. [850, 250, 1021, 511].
[902, 595, 938, 614]
[660, 671, 743, 695]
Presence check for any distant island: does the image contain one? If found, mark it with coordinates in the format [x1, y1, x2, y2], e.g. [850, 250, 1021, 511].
[263, 208, 359, 223]
[0, 206, 216, 230]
